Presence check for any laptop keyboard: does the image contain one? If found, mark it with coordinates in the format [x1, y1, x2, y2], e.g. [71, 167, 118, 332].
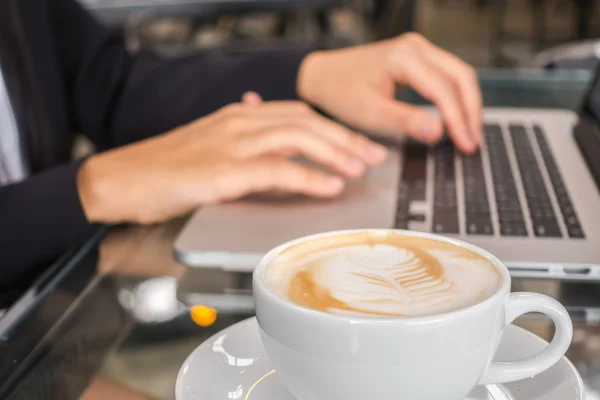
[509, 124, 562, 237]
[485, 124, 528, 236]
[432, 143, 459, 234]
[534, 126, 585, 238]
[462, 142, 493, 235]
[395, 122, 585, 239]
[395, 144, 427, 228]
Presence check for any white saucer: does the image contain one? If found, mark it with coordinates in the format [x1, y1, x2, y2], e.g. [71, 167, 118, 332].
[176, 318, 585, 400]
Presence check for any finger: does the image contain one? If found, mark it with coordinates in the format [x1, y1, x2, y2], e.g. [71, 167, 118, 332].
[237, 100, 311, 115]
[217, 102, 388, 166]
[387, 53, 475, 153]
[254, 103, 388, 165]
[418, 45, 482, 146]
[242, 91, 263, 106]
[215, 157, 345, 200]
[235, 125, 366, 178]
[367, 95, 443, 143]
[298, 112, 388, 166]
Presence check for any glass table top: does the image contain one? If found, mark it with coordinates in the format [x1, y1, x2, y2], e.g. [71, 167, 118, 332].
[4, 68, 600, 400]
[85, 220, 600, 400]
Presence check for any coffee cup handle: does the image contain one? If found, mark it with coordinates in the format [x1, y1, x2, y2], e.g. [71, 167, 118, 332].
[478, 292, 573, 385]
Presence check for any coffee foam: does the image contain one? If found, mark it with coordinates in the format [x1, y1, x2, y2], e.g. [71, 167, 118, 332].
[264, 232, 501, 318]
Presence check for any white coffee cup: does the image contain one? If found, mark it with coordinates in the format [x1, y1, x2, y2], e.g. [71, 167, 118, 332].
[252, 229, 573, 400]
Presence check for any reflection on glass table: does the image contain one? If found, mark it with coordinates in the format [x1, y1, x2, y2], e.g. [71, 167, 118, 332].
[84, 68, 600, 400]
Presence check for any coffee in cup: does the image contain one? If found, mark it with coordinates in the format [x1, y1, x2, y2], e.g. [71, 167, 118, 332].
[253, 229, 573, 400]
[264, 231, 501, 318]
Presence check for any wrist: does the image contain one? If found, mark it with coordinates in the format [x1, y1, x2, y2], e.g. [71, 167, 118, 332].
[77, 155, 105, 223]
[77, 152, 132, 224]
[297, 50, 327, 105]
[76, 140, 167, 225]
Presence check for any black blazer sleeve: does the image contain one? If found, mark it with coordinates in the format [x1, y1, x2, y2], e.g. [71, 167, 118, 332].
[109, 48, 310, 146]
[49, 0, 311, 149]
[0, 0, 311, 286]
[0, 161, 96, 288]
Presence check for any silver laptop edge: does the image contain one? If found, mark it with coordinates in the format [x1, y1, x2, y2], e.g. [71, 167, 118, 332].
[174, 107, 600, 281]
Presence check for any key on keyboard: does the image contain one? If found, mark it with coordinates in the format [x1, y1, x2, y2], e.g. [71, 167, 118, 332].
[395, 143, 428, 229]
[485, 124, 528, 236]
[509, 124, 562, 238]
[403, 143, 428, 201]
[462, 150, 493, 235]
[432, 143, 459, 234]
[533, 125, 585, 238]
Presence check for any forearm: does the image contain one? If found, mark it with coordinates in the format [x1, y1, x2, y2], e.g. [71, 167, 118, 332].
[109, 46, 312, 146]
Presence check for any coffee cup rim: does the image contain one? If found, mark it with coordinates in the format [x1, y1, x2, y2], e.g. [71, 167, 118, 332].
[253, 229, 511, 324]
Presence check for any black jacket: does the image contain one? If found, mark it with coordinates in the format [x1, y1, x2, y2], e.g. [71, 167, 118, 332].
[0, 0, 309, 287]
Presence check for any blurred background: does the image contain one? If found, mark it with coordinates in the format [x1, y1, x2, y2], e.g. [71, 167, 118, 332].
[80, 0, 600, 68]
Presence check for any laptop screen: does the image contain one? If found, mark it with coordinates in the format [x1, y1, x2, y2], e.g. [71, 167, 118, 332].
[575, 63, 600, 192]
[581, 61, 600, 122]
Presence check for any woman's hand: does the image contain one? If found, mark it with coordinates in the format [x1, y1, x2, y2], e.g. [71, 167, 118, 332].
[77, 101, 387, 225]
[297, 33, 482, 153]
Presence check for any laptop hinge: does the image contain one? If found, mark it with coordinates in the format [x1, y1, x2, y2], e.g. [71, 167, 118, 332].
[574, 116, 600, 194]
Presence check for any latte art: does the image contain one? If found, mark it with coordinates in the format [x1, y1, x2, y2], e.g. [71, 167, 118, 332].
[264, 232, 501, 317]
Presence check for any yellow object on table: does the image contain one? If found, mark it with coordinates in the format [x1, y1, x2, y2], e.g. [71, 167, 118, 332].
[190, 305, 218, 327]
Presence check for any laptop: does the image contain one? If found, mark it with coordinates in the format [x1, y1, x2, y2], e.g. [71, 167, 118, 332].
[174, 70, 600, 281]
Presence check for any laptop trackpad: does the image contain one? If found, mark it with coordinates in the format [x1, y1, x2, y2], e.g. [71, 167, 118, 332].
[174, 150, 400, 267]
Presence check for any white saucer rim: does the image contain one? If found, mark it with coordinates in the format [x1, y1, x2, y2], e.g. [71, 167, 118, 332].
[502, 323, 585, 398]
[175, 317, 585, 399]
[175, 318, 259, 399]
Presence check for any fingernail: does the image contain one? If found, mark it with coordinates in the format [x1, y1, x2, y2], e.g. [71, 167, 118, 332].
[419, 118, 439, 140]
[463, 140, 476, 153]
[367, 143, 387, 161]
[346, 158, 365, 174]
[325, 176, 345, 191]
